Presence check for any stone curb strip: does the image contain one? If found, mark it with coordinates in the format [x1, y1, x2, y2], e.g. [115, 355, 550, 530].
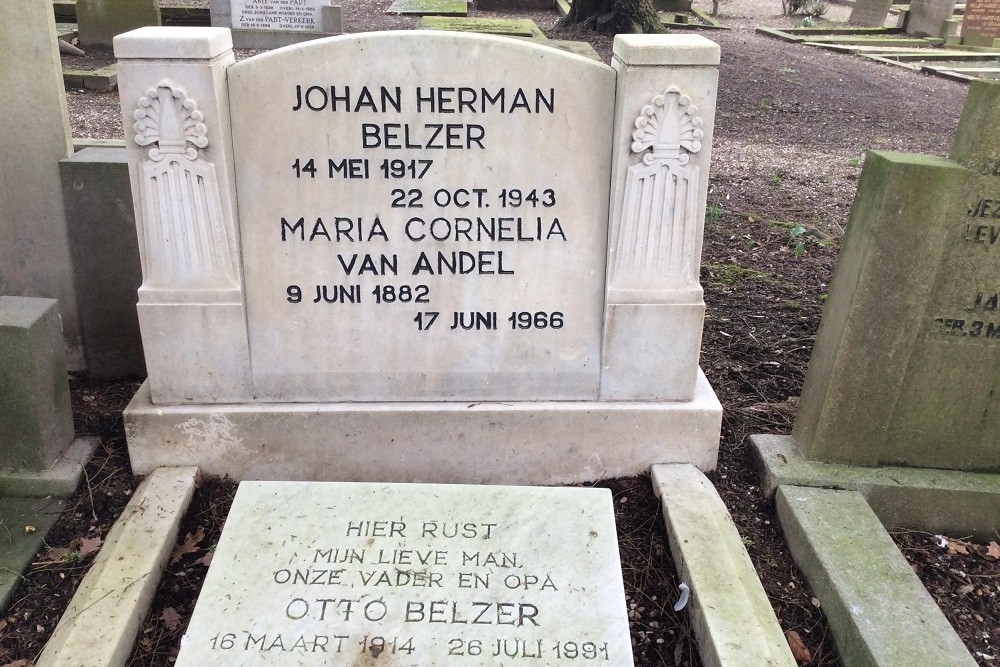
[776, 486, 977, 667]
[36, 467, 199, 667]
[652, 463, 796, 667]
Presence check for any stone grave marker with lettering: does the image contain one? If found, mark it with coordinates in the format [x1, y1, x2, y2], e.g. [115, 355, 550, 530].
[175, 482, 632, 665]
[211, 0, 342, 48]
[849, 0, 893, 27]
[782, 79, 1000, 473]
[961, 0, 1000, 46]
[114, 28, 723, 484]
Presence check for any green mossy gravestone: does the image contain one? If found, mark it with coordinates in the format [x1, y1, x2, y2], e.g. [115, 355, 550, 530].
[0, 297, 74, 472]
[792, 80, 1000, 473]
[387, 0, 467, 16]
[77, 0, 160, 47]
[418, 16, 547, 39]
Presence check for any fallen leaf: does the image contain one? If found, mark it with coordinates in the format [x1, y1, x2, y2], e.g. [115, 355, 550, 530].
[194, 552, 213, 567]
[78, 536, 103, 557]
[160, 607, 182, 631]
[986, 541, 1000, 560]
[785, 630, 812, 664]
[1, 660, 29, 667]
[40, 546, 70, 562]
[170, 527, 206, 564]
[957, 583, 975, 596]
[946, 538, 970, 555]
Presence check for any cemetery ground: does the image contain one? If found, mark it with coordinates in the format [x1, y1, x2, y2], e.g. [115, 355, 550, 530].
[2, 0, 999, 665]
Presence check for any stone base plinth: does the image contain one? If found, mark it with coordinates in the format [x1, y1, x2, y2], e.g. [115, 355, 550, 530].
[125, 370, 722, 484]
[752, 434, 1000, 541]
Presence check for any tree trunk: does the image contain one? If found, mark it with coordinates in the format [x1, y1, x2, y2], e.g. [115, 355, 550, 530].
[556, 0, 665, 35]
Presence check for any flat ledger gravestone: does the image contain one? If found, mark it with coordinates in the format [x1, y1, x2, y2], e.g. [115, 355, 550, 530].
[387, 0, 468, 15]
[176, 483, 633, 665]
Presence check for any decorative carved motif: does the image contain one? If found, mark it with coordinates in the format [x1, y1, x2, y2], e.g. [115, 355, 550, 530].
[135, 81, 209, 161]
[133, 80, 238, 296]
[611, 87, 705, 297]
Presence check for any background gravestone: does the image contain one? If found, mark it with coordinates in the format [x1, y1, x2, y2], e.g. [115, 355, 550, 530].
[905, 0, 957, 36]
[0, 1, 83, 370]
[791, 79, 1000, 473]
[210, 0, 343, 48]
[0, 297, 74, 472]
[961, 0, 1000, 46]
[849, 0, 893, 26]
[77, 0, 161, 47]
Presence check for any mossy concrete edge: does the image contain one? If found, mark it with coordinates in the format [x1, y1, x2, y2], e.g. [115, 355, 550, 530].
[752, 434, 1000, 540]
[776, 486, 977, 667]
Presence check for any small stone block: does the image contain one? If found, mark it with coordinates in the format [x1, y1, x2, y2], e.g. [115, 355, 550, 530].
[36, 466, 199, 667]
[0, 497, 64, 612]
[418, 16, 544, 38]
[176, 482, 634, 665]
[612, 34, 721, 66]
[388, 0, 468, 15]
[62, 70, 86, 88]
[113, 26, 233, 60]
[0, 296, 74, 471]
[652, 464, 795, 667]
[775, 486, 977, 666]
[83, 66, 117, 91]
[0, 436, 99, 498]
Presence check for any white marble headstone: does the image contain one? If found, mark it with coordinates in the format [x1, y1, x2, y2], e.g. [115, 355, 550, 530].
[176, 482, 633, 665]
[228, 33, 615, 402]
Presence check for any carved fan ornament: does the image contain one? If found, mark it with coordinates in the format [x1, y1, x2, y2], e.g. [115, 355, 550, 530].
[630, 86, 704, 166]
[134, 80, 209, 161]
[132, 79, 238, 295]
[610, 86, 705, 296]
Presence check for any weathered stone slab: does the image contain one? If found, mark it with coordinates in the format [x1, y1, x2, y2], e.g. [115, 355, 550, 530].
[419, 16, 547, 39]
[77, 0, 161, 47]
[176, 482, 633, 665]
[906, 0, 958, 36]
[0, 498, 64, 612]
[37, 467, 198, 667]
[752, 433, 1000, 541]
[388, 0, 468, 15]
[962, 0, 1000, 45]
[0, 1, 82, 370]
[0, 437, 99, 498]
[124, 371, 722, 483]
[792, 79, 1000, 473]
[776, 486, 976, 667]
[60, 147, 145, 379]
[849, 0, 894, 25]
[652, 464, 795, 667]
[0, 297, 74, 471]
[476, 0, 554, 9]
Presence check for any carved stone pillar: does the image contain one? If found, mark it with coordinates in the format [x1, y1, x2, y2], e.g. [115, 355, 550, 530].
[601, 35, 720, 401]
[115, 28, 252, 403]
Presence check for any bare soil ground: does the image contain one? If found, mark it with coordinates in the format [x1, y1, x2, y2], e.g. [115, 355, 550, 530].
[3, 1, 998, 665]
